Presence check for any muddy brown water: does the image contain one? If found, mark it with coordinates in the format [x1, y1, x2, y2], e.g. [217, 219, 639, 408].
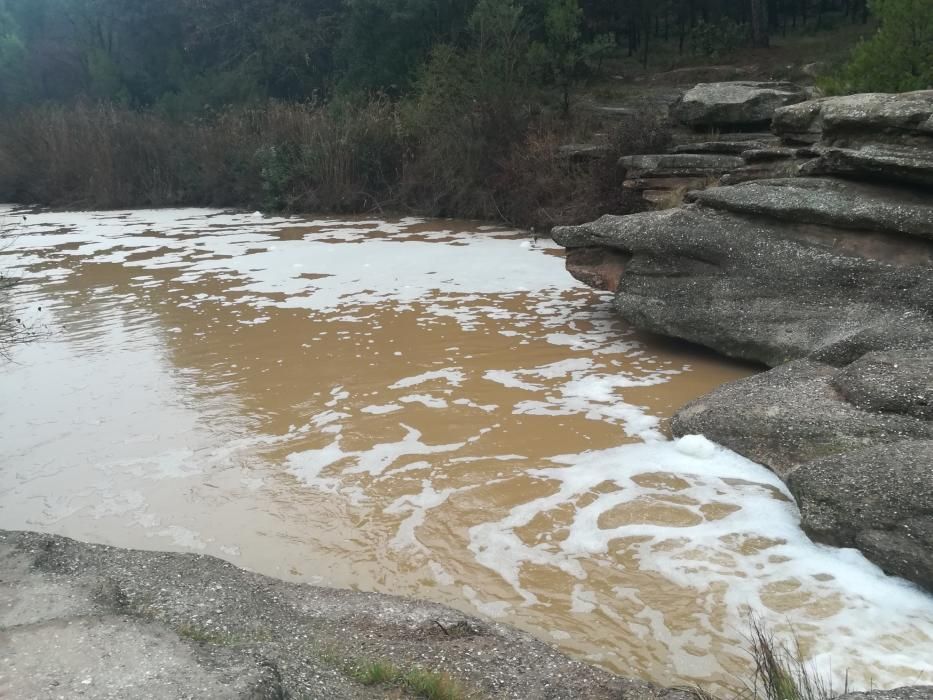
[1, 208, 931, 692]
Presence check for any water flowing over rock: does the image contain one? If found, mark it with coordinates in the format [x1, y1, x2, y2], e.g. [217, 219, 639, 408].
[552, 89, 933, 593]
[672, 360, 933, 477]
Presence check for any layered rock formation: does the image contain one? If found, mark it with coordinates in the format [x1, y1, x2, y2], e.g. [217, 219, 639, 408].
[615, 81, 816, 206]
[553, 90, 933, 593]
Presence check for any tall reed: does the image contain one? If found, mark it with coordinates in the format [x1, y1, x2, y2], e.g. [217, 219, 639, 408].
[0, 98, 652, 227]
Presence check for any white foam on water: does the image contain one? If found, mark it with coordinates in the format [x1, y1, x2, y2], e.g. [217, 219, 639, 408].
[2, 207, 566, 324]
[399, 394, 449, 409]
[385, 481, 465, 551]
[153, 525, 209, 550]
[286, 423, 466, 487]
[467, 435, 933, 688]
[360, 403, 403, 415]
[483, 369, 544, 392]
[463, 584, 513, 618]
[390, 368, 466, 389]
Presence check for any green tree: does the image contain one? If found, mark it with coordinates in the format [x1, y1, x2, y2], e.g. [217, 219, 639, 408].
[338, 0, 475, 93]
[0, 5, 26, 107]
[529, 0, 613, 114]
[839, 0, 932, 91]
[403, 0, 533, 215]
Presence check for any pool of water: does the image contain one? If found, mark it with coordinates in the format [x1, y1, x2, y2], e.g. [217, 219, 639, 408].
[1, 206, 930, 691]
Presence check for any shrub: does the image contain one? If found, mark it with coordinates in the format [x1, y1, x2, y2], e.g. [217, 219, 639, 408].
[834, 0, 933, 92]
[397, 0, 534, 219]
[0, 103, 197, 208]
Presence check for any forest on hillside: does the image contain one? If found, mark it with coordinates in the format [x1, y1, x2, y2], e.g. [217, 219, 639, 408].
[0, 0, 881, 112]
[0, 0, 928, 223]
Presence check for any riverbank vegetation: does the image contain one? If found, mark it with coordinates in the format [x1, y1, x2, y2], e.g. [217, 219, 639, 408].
[0, 218, 33, 356]
[350, 660, 468, 700]
[0, 0, 916, 225]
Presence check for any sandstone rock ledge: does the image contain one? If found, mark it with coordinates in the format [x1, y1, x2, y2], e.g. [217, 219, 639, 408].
[553, 90, 933, 594]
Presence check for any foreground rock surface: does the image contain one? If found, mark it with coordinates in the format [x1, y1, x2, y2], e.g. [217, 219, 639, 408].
[0, 530, 688, 700]
[838, 689, 933, 700]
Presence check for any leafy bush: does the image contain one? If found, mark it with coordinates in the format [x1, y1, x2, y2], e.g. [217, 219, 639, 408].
[834, 0, 933, 92]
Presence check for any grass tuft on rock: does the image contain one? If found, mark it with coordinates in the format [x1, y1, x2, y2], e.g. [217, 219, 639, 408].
[745, 620, 838, 700]
[350, 659, 469, 700]
[352, 660, 401, 686]
[684, 618, 851, 700]
[402, 668, 467, 700]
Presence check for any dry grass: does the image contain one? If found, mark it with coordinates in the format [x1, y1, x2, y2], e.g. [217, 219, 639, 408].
[0, 98, 667, 228]
[0, 100, 404, 213]
[683, 618, 852, 700]
[743, 620, 841, 700]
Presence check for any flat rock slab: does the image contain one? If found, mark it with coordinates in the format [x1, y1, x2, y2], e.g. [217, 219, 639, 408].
[692, 178, 933, 240]
[787, 440, 933, 591]
[671, 359, 933, 477]
[0, 530, 689, 700]
[618, 153, 744, 177]
[803, 144, 933, 188]
[774, 91, 933, 146]
[718, 161, 801, 184]
[673, 135, 780, 155]
[552, 207, 933, 367]
[558, 143, 612, 161]
[673, 81, 810, 128]
[739, 146, 800, 162]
